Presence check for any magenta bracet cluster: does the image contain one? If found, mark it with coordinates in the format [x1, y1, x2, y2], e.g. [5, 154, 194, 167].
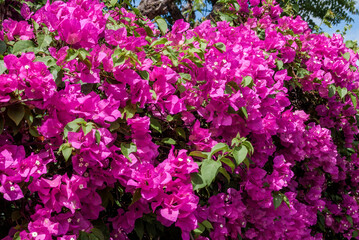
[0, 0, 359, 239]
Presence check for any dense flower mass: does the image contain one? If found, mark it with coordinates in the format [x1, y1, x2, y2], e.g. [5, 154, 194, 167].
[0, 0, 359, 239]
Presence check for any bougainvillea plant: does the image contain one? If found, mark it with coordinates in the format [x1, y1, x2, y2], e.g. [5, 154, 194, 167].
[0, 0, 359, 239]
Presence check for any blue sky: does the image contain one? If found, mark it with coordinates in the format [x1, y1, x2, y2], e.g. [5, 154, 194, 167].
[132, 0, 358, 42]
[318, 2, 359, 42]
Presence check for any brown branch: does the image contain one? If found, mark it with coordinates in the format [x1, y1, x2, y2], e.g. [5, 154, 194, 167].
[205, 2, 225, 21]
[138, 0, 184, 21]
[167, 1, 185, 21]
[0, 98, 43, 108]
[138, 0, 170, 20]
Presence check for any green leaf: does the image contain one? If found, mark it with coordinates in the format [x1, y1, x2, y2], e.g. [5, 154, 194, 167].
[149, 89, 157, 100]
[200, 158, 221, 186]
[110, 0, 118, 6]
[150, 38, 168, 47]
[29, 126, 40, 137]
[189, 151, 208, 159]
[163, 46, 178, 67]
[121, 142, 137, 160]
[297, 68, 310, 78]
[220, 157, 235, 172]
[122, 103, 136, 119]
[233, 145, 248, 165]
[37, 34, 52, 49]
[191, 172, 206, 191]
[0, 60, 7, 74]
[139, 70, 149, 80]
[155, 17, 167, 35]
[346, 215, 353, 226]
[201, 220, 213, 230]
[193, 222, 205, 235]
[218, 11, 236, 22]
[209, 142, 229, 158]
[292, 4, 299, 13]
[162, 138, 177, 145]
[89, 234, 99, 240]
[64, 120, 82, 138]
[243, 158, 251, 169]
[144, 26, 154, 38]
[179, 72, 192, 81]
[62, 146, 72, 161]
[109, 122, 120, 132]
[35, 56, 56, 67]
[65, 48, 79, 61]
[317, 212, 326, 231]
[91, 228, 104, 240]
[175, 127, 186, 139]
[130, 188, 141, 206]
[337, 87, 348, 99]
[53, 68, 64, 88]
[13, 232, 20, 240]
[328, 84, 336, 98]
[71, 118, 87, 124]
[78, 48, 90, 61]
[343, 52, 350, 61]
[353, 230, 358, 238]
[150, 118, 162, 133]
[95, 130, 101, 144]
[0, 41, 7, 55]
[323, 19, 332, 28]
[134, 219, 144, 240]
[7, 104, 25, 126]
[323, 32, 330, 38]
[82, 123, 93, 136]
[273, 193, 283, 209]
[214, 42, 226, 53]
[345, 40, 355, 49]
[225, 84, 233, 94]
[218, 167, 230, 183]
[241, 76, 253, 88]
[0, 115, 4, 135]
[239, 107, 248, 119]
[282, 194, 291, 208]
[276, 60, 283, 70]
[79, 231, 89, 240]
[350, 93, 357, 109]
[12, 40, 35, 54]
[166, 115, 174, 122]
[242, 140, 254, 155]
